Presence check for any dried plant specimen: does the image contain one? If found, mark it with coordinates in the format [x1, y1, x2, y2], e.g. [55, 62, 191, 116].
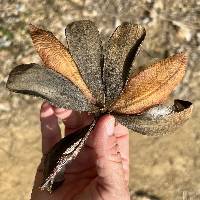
[6, 20, 192, 193]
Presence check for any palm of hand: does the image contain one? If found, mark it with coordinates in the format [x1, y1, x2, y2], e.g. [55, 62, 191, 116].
[31, 102, 129, 200]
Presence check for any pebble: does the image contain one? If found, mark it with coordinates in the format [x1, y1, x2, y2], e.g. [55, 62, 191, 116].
[0, 102, 11, 112]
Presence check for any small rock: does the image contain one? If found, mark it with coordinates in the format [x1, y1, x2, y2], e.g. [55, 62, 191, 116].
[0, 102, 11, 112]
[172, 21, 192, 42]
[177, 25, 192, 42]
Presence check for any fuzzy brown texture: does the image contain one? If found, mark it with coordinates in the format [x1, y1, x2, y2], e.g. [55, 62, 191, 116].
[65, 20, 105, 105]
[111, 53, 187, 114]
[115, 100, 192, 136]
[7, 63, 96, 112]
[29, 24, 94, 103]
[103, 23, 146, 105]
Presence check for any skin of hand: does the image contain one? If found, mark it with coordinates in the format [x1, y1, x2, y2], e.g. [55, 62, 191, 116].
[31, 102, 130, 200]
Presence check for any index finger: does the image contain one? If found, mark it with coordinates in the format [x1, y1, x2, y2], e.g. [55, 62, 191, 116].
[40, 102, 61, 155]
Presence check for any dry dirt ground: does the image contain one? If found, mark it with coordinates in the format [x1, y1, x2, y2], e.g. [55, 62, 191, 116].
[0, 0, 200, 199]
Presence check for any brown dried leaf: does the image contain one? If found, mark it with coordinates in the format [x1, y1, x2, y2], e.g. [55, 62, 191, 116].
[6, 64, 96, 112]
[28, 24, 95, 103]
[111, 53, 187, 114]
[65, 20, 105, 105]
[115, 100, 193, 136]
[103, 23, 146, 105]
[41, 120, 96, 193]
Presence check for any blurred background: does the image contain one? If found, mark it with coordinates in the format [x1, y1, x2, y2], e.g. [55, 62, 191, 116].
[0, 0, 200, 199]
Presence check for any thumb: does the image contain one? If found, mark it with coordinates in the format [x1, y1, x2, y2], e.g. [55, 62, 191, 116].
[93, 115, 129, 199]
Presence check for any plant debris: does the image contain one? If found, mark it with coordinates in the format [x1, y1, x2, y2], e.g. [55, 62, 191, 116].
[6, 20, 193, 193]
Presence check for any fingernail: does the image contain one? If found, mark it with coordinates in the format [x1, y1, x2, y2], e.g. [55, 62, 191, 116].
[54, 108, 72, 119]
[54, 107, 66, 114]
[105, 116, 115, 136]
[41, 102, 54, 118]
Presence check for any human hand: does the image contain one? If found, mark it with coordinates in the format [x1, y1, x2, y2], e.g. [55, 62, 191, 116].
[31, 102, 130, 200]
